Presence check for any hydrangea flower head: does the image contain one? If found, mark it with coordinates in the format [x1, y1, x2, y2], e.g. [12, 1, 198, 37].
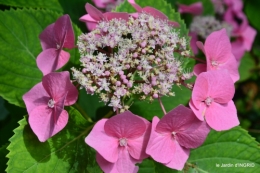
[189, 70, 239, 131]
[23, 71, 78, 142]
[80, 3, 129, 31]
[37, 14, 75, 75]
[194, 28, 239, 82]
[85, 111, 150, 173]
[72, 13, 191, 111]
[146, 105, 210, 170]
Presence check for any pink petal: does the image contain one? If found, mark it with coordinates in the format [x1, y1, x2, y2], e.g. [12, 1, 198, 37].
[205, 101, 239, 131]
[204, 28, 232, 63]
[79, 14, 98, 31]
[178, 2, 203, 15]
[39, 23, 56, 50]
[189, 99, 206, 121]
[156, 105, 192, 133]
[164, 140, 190, 170]
[146, 116, 175, 164]
[128, 0, 142, 12]
[85, 3, 105, 21]
[36, 49, 70, 75]
[196, 41, 205, 54]
[143, 7, 168, 20]
[53, 92, 67, 124]
[41, 71, 78, 105]
[223, 8, 239, 32]
[193, 63, 206, 76]
[127, 119, 151, 160]
[29, 105, 68, 142]
[176, 120, 210, 149]
[189, 32, 199, 54]
[192, 70, 235, 106]
[214, 53, 239, 82]
[104, 12, 129, 21]
[54, 14, 75, 49]
[156, 105, 210, 149]
[23, 83, 50, 114]
[168, 21, 180, 27]
[241, 26, 256, 51]
[191, 72, 209, 108]
[231, 39, 245, 61]
[96, 149, 138, 173]
[104, 111, 146, 139]
[85, 119, 119, 163]
[92, 0, 111, 9]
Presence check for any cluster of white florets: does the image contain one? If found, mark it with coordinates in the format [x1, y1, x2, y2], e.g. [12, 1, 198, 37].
[190, 16, 232, 39]
[72, 13, 192, 111]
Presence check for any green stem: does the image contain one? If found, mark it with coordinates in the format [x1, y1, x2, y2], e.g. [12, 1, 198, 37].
[73, 103, 93, 123]
[186, 162, 209, 173]
[158, 96, 166, 115]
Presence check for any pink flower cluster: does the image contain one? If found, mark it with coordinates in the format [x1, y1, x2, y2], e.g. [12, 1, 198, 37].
[73, 2, 191, 112]
[178, 0, 256, 61]
[78, 1, 240, 172]
[21, 1, 241, 172]
[23, 15, 78, 142]
[86, 106, 210, 172]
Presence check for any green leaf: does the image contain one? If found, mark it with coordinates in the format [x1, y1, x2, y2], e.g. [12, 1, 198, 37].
[187, 126, 260, 173]
[6, 106, 101, 173]
[238, 52, 255, 82]
[130, 85, 191, 120]
[245, 0, 260, 31]
[0, 8, 82, 107]
[76, 89, 112, 121]
[0, 0, 91, 31]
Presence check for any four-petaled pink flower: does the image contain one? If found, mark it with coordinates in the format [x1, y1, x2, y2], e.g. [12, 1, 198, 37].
[223, 0, 256, 61]
[37, 14, 75, 75]
[189, 70, 239, 131]
[85, 111, 150, 173]
[193, 28, 239, 82]
[146, 105, 210, 170]
[80, 3, 129, 31]
[23, 71, 78, 142]
[128, 0, 179, 27]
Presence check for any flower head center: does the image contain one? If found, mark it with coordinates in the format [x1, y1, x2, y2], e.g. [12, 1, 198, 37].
[56, 44, 61, 50]
[211, 60, 218, 67]
[205, 97, 213, 106]
[119, 138, 127, 147]
[48, 99, 55, 108]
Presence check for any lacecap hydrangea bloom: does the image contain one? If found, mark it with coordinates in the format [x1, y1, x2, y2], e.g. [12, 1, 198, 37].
[72, 11, 192, 112]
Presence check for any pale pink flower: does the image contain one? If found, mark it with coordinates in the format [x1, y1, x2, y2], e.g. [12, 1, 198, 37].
[231, 26, 256, 61]
[193, 28, 239, 82]
[37, 15, 75, 75]
[80, 3, 129, 31]
[189, 70, 239, 131]
[146, 105, 210, 170]
[178, 2, 203, 15]
[128, 0, 179, 27]
[22, 71, 78, 142]
[85, 111, 150, 173]
[223, 0, 256, 60]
